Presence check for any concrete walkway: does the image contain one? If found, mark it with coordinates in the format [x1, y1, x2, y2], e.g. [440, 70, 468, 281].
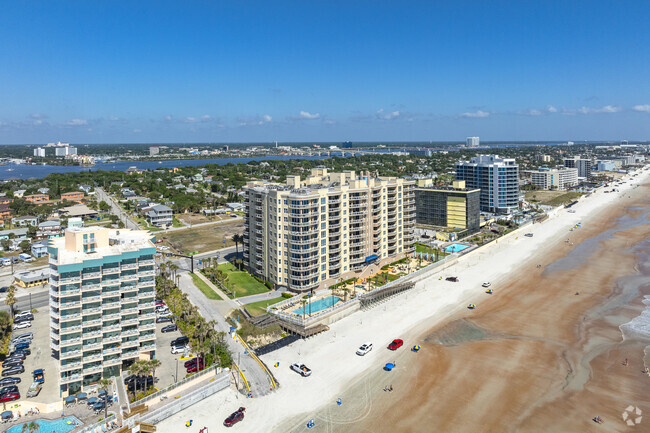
[237, 291, 284, 305]
[193, 271, 238, 312]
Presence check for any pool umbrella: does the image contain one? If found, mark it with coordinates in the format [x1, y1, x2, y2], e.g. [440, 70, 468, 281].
[76, 392, 87, 400]
[64, 395, 76, 403]
[98, 389, 108, 396]
[412, 345, 420, 352]
[87, 397, 98, 405]
[384, 363, 395, 371]
[467, 304, 475, 309]
[1, 411, 12, 420]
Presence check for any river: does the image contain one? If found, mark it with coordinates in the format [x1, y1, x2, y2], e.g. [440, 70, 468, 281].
[0, 155, 327, 180]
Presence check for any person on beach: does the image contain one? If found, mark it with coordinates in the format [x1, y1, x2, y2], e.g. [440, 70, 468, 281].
[389, 385, 393, 392]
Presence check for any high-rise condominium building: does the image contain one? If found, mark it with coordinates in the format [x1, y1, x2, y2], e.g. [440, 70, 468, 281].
[466, 137, 480, 147]
[455, 155, 519, 214]
[55, 146, 77, 157]
[563, 157, 592, 179]
[414, 180, 481, 234]
[243, 168, 416, 292]
[530, 168, 578, 190]
[49, 227, 156, 396]
[34, 147, 46, 158]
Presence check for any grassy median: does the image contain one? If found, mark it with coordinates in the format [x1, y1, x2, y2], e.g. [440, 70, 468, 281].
[190, 272, 222, 300]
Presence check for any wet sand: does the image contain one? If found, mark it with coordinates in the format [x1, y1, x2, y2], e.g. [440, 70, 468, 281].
[351, 183, 650, 432]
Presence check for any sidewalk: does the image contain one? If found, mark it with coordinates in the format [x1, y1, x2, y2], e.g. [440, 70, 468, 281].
[193, 271, 239, 312]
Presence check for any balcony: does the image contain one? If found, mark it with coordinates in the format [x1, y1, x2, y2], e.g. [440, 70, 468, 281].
[102, 312, 120, 320]
[138, 259, 154, 266]
[122, 328, 139, 336]
[102, 267, 120, 275]
[101, 280, 120, 287]
[103, 323, 121, 331]
[289, 263, 318, 272]
[139, 344, 155, 352]
[139, 312, 155, 319]
[139, 332, 155, 341]
[103, 334, 121, 343]
[61, 313, 82, 322]
[61, 349, 82, 359]
[121, 263, 138, 270]
[101, 290, 120, 298]
[103, 356, 122, 366]
[122, 339, 139, 348]
[60, 276, 81, 284]
[82, 307, 101, 315]
[82, 295, 101, 303]
[85, 353, 102, 362]
[60, 300, 81, 310]
[84, 365, 103, 374]
[121, 285, 138, 292]
[60, 325, 82, 335]
[50, 341, 59, 351]
[83, 340, 101, 350]
[82, 272, 101, 279]
[121, 274, 138, 282]
[61, 361, 82, 372]
[83, 318, 102, 327]
[102, 301, 120, 309]
[139, 322, 155, 331]
[122, 317, 139, 325]
[139, 270, 155, 277]
[103, 346, 121, 355]
[60, 373, 82, 384]
[122, 350, 139, 359]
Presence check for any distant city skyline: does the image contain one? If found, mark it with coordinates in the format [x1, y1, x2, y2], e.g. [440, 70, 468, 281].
[1, 1, 649, 144]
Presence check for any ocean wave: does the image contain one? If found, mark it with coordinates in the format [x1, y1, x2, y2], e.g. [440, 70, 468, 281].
[620, 296, 650, 342]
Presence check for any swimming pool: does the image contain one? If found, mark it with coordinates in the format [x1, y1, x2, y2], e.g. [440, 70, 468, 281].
[292, 296, 341, 315]
[444, 243, 470, 253]
[6, 416, 83, 433]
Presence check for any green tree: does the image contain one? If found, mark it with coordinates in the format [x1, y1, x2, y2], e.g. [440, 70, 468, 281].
[19, 240, 31, 253]
[98, 378, 112, 419]
[148, 359, 161, 389]
[99, 200, 111, 212]
[4, 285, 16, 319]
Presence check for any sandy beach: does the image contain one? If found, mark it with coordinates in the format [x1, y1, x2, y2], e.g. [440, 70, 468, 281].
[156, 167, 649, 433]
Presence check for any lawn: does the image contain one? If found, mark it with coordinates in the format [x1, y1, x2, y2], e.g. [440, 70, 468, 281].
[172, 216, 184, 227]
[525, 190, 584, 207]
[161, 220, 244, 253]
[190, 273, 222, 300]
[218, 262, 270, 298]
[244, 296, 285, 316]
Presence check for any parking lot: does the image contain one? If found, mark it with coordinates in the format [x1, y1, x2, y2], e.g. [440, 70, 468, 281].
[153, 317, 194, 391]
[5, 308, 61, 405]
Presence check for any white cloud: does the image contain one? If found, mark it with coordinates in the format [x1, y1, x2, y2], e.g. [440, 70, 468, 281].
[323, 119, 336, 125]
[633, 104, 650, 113]
[201, 115, 212, 122]
[262, 114, 272, 122]
[133, 129, 142, 133]
[182, 117, 197, 123]
[108, 115, 120, 121]
[376, 109, 401, 120]
[65, 118, 88, 126]
[299, 110, 320, 119]
[547, 105, 558, 113]
[460, 110, 490, 118]
[164, 115, 173, 121]
[577, 105, 621, 114]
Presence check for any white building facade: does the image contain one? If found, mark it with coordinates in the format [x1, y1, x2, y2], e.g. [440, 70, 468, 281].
[455, 155, 519, 213]
[530, 168, 578, 190]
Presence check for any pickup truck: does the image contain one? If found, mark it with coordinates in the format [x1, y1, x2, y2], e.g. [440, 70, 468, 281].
[27, 381, 42, 397]
[290, 363, 312, 377]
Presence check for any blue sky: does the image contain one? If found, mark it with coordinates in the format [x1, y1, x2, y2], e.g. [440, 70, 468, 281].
[1, 1, 649, 144]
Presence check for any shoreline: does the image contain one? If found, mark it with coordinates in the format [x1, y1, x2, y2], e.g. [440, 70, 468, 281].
[155, 167, 650, 433]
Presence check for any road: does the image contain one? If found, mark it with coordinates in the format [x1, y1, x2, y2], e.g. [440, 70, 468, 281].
[95, 187, 140, 230]
[0, 287, 49, 314]
[177, 272, 274, 397]
[165, 246, 238, 273]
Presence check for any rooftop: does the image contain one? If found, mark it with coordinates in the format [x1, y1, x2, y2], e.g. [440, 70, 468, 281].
[51, 228, 155, 265]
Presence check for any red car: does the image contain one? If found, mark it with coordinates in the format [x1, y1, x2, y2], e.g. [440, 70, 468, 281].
[0, 391, 20, 403]
[184, 357, 203, 368]
[186, 361, 205, 373]
[387, 339, 403, 350]
[224, 407, 245, 427]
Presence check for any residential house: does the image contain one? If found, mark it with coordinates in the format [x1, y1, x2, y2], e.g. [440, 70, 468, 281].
[31, 240, 49, 257]
[13, 190, 26, 198]
[67, 217, 84, 229]
[192, 174, 204, 182]
[36, 220, 62, 239]
[0, 197, 13, 205]
[37, 187, 50, 194]
[61, 191, 85, 202]
[0, 203, 12, 221]
[25, 194, 49, 203]
[11, 215, 39, 226]
[59, 204, 99, 219]
[0, 228, 29, 241]
[145, 204, 173, 227]
[79, 184, 92, 193]
[226, 202, 244, 212]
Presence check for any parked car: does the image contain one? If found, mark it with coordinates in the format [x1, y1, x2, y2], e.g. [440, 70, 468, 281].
[445, 276, 459, 282]
[2, 365, 25, 376]
[0, 287, 7, 293]
[156, 316, 172, 323]
[14, 313, 34, 322]
[186, 363, 205, 373]
[11, 348, 30, 357]
[12, 343, 30, 351]
[171, 345, 188, 355]
[525, 233, 534, 237]
[356, 342, 373, 356]
[27, 381, 43, 397]
[13, 332, 33, 340]
[155, 305, 169, 313]
[481, 282, 491, 288]
[0, 390, 20, 403]
[0, 385, 18, 394]
[223, 407, 246, 427]
[6, 352, 25, 361]
[171, 336, 189, 347]
[290, 363, 312, 377]
[388, 339, 403, 350]
[13, 321, 31, 330]
[184, 357, 203, 368]
[161, 324, 177, 333]
[0, 377, 21, 386]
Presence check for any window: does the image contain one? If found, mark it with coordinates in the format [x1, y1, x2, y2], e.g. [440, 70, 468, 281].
[321, 198, 326, 204]
[321, 247, 326, 254]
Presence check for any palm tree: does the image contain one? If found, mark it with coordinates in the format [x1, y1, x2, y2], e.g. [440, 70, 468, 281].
[98, 378, 112, 419]
[21, 421, 40, 433]
[168, 263, 179, 281]
[148, 359, 161, 389]
[4, 285, 16, 319]
[231, 234, 243, 269]
[127, 361, 145, 398]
